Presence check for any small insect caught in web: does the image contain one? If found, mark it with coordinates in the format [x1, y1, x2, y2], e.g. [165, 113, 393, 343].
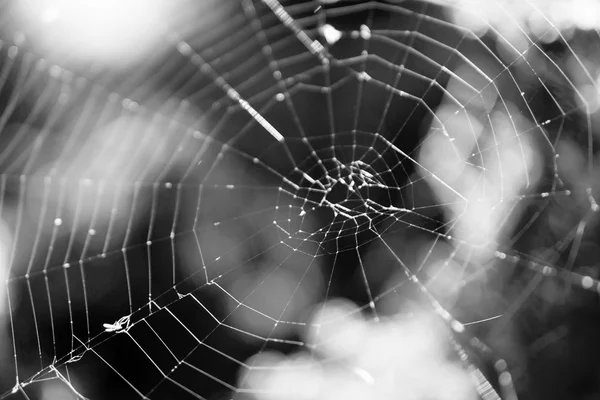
[103, 315, 132, 333]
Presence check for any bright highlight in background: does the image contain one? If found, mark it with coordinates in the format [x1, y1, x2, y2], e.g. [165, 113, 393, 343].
[19, 0, 169, 67]
[240, 300, 476, 400]
[0, 219, 13, 386]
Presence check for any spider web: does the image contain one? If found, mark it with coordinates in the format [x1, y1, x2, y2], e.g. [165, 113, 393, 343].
[0, 0, 599, 399]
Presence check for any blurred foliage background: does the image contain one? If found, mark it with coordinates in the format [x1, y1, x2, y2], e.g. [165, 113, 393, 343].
[0, 1, 599, 399]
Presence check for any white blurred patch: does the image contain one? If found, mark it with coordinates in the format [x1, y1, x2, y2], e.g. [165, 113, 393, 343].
[445, 0, 600, 37]
[240, 300, 476, 400]
[41, 380, 72, 400]
[419, 64, 542, 261]
[0, 220, 11, 317]
[17, 0, 172, 68]
[308, 298, 366, 360]
[577, 82, 600, 114]
[0, 219, 12, 380]
[446, 63, 499, 114]
[72, 112, 175, 183]
[40, 372, 86, 400]
[426, 257, 465, 305]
